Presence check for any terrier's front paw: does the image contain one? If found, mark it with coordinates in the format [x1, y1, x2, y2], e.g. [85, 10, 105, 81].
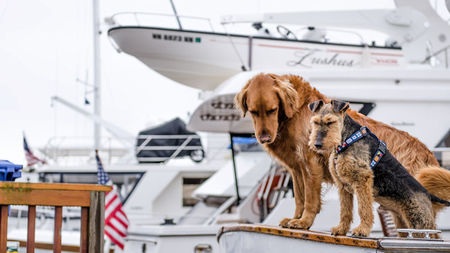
[287, 218, 312, 229]
[279, 218, 292, 228]
[330, 224, 349, 235]
[351, 225, 371, 237]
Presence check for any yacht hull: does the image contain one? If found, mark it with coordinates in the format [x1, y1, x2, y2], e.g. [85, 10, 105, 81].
[108, 27, 404, 91]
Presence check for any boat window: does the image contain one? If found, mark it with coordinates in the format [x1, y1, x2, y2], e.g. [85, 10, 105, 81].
[183, 177, 209, 207]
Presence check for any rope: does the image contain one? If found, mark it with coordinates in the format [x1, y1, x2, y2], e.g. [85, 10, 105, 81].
[221, 24, 248, 71]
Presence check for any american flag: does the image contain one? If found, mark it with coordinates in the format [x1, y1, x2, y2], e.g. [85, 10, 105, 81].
[23, 134, 46, 167]
[96, 150, 129, 250]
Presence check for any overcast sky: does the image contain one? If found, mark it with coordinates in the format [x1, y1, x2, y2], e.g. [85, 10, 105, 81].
[2, 0, 445, 165]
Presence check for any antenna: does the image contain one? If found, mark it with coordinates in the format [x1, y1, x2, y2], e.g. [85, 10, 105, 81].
[169, 0, 183, 30]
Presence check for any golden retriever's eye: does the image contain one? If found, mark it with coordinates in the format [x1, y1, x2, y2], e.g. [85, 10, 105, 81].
[250, 111, 259, 116]
[266, 108, 277, 115]
[313, 121, 320, 125]
[326, 121, 336, 126]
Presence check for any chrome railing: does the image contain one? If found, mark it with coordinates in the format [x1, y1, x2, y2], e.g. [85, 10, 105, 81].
[107, 12, 215, 32]
[136, 134, 203, 163]
[423, 44, 450, 68]
[39, 136, 133, 165]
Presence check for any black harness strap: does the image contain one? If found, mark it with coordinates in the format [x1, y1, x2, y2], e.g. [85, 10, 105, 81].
[336, 126, 388, 170]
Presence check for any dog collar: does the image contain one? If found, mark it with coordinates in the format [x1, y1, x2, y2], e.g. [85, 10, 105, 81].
[336, 126, 388, 170]
[336, 126, 369, 154]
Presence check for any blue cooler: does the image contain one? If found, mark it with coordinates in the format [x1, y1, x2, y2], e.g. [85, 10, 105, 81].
[0, 160, 22, 181]
[0, 160, 22, 215]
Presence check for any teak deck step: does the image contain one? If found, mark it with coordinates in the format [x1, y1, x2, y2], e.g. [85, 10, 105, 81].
[218, 224, 450, 252]
[218, 224, 379, 249]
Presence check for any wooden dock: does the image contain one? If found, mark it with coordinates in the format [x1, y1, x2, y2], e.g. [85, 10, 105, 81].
[0, 182, 111, 253]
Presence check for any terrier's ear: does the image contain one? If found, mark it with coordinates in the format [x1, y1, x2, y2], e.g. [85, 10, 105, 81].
[308, 100, 324, 113]
[331, 100, 349, 113]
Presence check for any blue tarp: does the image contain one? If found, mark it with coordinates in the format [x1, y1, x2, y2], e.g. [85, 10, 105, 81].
[228, 137, 258, 149]
[232, 137, 257, 144]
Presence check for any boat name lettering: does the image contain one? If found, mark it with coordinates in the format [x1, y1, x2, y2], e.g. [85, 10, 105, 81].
[287, 49, 355, 68]
[390, 121, 415, 126]
[211, 101, 235, 109]
[374, 58, 398, 64]
[152, 33, 201, 43]
[200, 113, 240, 121]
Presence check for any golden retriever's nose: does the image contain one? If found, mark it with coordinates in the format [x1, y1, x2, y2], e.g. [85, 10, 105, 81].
[259, 133, 271, 144]
[314, 142, 323, 149]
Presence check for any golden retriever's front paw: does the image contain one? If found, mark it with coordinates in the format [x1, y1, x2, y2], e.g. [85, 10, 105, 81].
[351, 225, 371, 237]
[330, 224, 349, 235]
[279, 218, 293, 228]
[287, 218, 312, 229]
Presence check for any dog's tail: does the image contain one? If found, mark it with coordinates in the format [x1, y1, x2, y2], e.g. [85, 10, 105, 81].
[416, 166, 450, 208]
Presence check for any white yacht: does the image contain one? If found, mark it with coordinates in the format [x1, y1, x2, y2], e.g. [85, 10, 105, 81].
[108, 0, 450, 150]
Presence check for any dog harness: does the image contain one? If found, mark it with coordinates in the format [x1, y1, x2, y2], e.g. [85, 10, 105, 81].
[336, 126, 388, 169]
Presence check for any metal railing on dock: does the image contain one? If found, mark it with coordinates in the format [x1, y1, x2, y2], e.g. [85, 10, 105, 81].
[0, 182, 111, 253]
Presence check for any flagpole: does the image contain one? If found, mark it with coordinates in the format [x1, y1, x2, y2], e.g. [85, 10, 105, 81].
[92, 0, 101, 151]
[99, 149, 112, 253]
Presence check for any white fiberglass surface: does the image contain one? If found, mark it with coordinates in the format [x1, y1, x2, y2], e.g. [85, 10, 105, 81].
[194, 152, 271, 198]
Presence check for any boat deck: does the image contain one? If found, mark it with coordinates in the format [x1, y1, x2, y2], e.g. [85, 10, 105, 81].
[218, 224, 450, 252]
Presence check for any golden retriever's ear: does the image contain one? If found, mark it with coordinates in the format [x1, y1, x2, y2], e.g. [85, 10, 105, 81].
[235, 88, 248, 117]
[331, 100, 349, 113]
[309, 100, 324, 113]
[275, 79, 298, 118]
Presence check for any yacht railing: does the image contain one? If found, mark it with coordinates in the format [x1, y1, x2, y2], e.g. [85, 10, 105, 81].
[107, 12, 215, 32]
[135, 134, 203, 163]
[39, 136, 133, 165]
[423, 44, 450, 68]
[39, 133, 229, 165]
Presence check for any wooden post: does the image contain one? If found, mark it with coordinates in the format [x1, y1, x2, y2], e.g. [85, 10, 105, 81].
[80, 207, 89, 253]
[99, 192, 105, 252]
[27, 205, 37, 253]
[0, 205, 8, 253]
[88, 191, 105, 253]
[53, 206, 63, 253]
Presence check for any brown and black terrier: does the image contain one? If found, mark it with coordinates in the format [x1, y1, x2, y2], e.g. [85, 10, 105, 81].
[308, 99, 450, 237]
